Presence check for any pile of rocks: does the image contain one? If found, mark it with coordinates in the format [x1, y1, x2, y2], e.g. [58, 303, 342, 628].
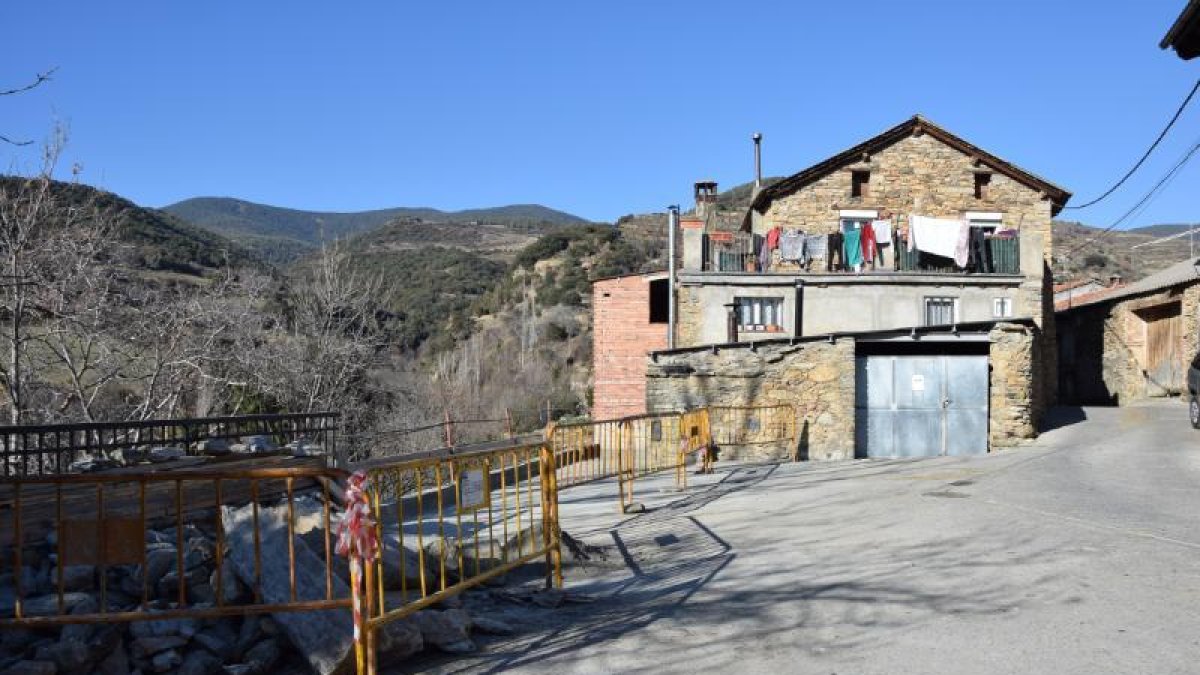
[0, 492, 550, 674]
[66, 436, 325, 473]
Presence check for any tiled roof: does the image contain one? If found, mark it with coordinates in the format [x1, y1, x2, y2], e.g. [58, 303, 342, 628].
[1056, 256, 1200, 311]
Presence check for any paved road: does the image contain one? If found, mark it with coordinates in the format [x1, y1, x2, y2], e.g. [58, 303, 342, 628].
[409, 401, 1200, 675]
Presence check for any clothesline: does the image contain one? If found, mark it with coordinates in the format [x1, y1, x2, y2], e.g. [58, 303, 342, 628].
[743, 213, 1017, 273]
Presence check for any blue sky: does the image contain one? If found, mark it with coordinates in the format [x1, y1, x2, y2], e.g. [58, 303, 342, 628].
[3, 1, 1197, 227]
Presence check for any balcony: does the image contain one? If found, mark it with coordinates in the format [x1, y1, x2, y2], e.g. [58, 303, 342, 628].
[701, 231, 1021, 275]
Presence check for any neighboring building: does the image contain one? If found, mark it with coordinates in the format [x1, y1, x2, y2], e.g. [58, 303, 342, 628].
[1053, 275, 1125, 312]
[1162, 0, 1200, 60]
[1058, 257, 1200, 404]
[592, 115, 1073, 459]
[591, 271, 669, 419]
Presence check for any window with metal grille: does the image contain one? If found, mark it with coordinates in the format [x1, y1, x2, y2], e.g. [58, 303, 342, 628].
[924, 297, 957, 326]
[736, 297, 784, 331]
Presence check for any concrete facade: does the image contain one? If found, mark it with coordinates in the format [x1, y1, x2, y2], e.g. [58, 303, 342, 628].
[677, 273, 1024, 345]
[592, 272, 669, 420]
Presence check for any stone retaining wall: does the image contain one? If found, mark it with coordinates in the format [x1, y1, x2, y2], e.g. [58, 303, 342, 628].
[646, 339, 856, 461]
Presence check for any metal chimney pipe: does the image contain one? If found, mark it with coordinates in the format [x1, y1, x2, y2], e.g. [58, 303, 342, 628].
[753, 132, 763, 190]
[667, 205, 679, 350]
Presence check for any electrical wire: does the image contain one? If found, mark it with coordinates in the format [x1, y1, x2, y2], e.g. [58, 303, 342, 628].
[1062, 134, 1200, 260]
[1063, 78, 1200, 210]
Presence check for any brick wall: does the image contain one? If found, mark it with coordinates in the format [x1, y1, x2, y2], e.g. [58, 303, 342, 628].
[593, 274, 669, 420]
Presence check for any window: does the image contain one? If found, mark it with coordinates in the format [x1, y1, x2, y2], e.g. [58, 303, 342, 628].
[993, 295, 1012, 317]
[736, 297, 784, 331]
[851, 170, 870, 198]
[965, 212, 1003, 231]
[649, 278, 669, 323]
[924, 297, 957, 326]
[974, 172, 992, 200]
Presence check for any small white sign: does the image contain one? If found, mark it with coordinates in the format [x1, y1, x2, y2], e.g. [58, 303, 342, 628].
[911, 375, 925, 392]
[460, 468, 487, 511]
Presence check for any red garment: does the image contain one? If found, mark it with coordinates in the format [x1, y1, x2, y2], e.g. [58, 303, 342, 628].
[860, 222, 877, 263]
[766, 226, 781, 249]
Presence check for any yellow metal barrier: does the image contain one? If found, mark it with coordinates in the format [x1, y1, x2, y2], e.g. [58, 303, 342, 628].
[706, 404, 797, 457]
[547, 412, 683, 489]
[0, 465, 351, 629]
[548, 410, 722, 511]
[351, 440, 562, 674]
[675, 408, 713, 491]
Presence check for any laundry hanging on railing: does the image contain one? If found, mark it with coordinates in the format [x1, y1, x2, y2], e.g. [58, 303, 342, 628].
[908, 215, 970, 267]
[871, 219, 892, 267]
[779, 229, 808, 264]
[843, 226, 864, 268]
[805, 233, 828, 261]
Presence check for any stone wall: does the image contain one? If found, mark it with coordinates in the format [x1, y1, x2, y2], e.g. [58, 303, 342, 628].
[675, 284, 704, 348]
[757, 133, 1054, 275]
[592, 274, 669, 419]
[646, 339, 856, 461]
[989, 322, 1039, 446]
[756, 131, 1059, 409]
[1100, 284, 1197, 403]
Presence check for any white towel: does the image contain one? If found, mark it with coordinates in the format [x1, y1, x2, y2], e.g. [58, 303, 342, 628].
[871, 219, 893, 245]
[910, 215, 968, 266]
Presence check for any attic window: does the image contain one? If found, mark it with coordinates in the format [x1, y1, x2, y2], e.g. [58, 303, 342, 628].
[649, 278, 669, 323]
[851, 171, 870, 198]
[974, 172, 992, 200]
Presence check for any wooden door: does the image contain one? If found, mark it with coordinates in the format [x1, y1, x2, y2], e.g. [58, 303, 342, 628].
[1143, 303, 1183, 396]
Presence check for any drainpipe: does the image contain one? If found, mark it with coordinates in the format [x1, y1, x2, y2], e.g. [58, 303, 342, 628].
[724, 302, 739, 343]
[667, 205, 679, 350]
[794, 279, 804, 337]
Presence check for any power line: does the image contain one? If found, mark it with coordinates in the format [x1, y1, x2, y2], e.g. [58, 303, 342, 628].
[1062, 134, 1200, 260]
[1063, 78, 1200, 211]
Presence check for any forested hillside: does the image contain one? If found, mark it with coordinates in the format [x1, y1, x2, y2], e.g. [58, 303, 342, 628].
[164, 196, 590, 262]
[0, 176, 258, 276]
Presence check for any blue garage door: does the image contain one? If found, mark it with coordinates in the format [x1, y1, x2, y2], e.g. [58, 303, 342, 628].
[855, 355, 988, 458]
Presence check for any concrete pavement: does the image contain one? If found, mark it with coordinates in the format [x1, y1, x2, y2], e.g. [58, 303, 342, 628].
[405, 401, 1200, 674]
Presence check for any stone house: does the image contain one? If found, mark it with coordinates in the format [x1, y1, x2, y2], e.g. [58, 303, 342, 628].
[1058, 257, 1200, 404]
[593, 116, 1072, 459]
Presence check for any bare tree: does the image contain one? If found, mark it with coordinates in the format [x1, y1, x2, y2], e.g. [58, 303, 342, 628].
[1, 69, 56, 147]
[258, 239, 390, 424]
[0, 130, 116, 423]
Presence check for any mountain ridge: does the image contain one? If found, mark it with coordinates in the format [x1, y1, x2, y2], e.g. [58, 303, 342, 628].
[163, 196, 591, 243]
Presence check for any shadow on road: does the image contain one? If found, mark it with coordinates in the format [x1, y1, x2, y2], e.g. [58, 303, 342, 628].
[400, 460, 1067, 675]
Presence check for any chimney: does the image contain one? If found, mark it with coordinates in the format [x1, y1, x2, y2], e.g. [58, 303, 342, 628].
[694, 180, 718, 222]
[752, 132, 763, 196]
